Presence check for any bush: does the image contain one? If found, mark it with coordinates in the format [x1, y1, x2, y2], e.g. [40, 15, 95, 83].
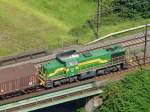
[112, 0, 150, 19]
[97, 69, 150, 112]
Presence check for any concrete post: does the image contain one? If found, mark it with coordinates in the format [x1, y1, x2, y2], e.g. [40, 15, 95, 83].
[85, 96, 103, 112]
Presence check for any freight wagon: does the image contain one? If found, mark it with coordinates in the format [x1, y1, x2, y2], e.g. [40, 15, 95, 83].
[0, 63, 38, 96]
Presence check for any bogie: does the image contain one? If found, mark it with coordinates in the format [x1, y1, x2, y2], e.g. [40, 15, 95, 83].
[78, 71, 96, 80]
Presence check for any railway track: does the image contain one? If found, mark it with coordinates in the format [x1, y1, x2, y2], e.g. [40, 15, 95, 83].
[29, 56, 150, 109]
[1, 56, 150, 106]
[0, 49, 49, 67]
[34, 35, 150, 66]
[0, 35, 149, 68]
[15, 55, 150, 111]
[81, 35, 150, 52]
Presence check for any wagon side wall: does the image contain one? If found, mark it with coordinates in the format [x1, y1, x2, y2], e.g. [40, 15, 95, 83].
[0, 74, 38, 95]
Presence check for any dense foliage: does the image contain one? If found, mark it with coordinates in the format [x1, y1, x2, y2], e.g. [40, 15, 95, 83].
[96, 69, 150, 112]
[113, 0, 150, 19]
[92, 0, 150, 19]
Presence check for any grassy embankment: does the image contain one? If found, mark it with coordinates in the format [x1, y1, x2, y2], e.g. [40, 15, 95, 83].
[0, 0, 150, 56]
[0, 0, 95, 56]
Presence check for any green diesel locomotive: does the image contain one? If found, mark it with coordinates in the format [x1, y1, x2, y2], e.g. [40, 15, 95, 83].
[39, 45, 128, 88]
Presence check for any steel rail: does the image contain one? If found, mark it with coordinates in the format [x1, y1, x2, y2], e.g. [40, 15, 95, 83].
[81, 35, 150, 53]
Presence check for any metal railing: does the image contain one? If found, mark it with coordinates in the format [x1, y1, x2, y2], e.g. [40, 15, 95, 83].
[87, 24, 150, 45]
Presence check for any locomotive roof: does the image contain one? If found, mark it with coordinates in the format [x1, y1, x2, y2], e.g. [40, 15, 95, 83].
[42, 59, 64, 70]
[79, 49, 109, 61]
[42, 45, 125, 70]
[0, 63, 37, 83]
[79, 45, 124, 61]
[56, 50, 79, 63]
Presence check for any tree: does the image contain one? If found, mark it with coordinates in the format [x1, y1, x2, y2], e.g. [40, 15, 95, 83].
[97, 69, 150, 112]
[112, 0, 150, 19]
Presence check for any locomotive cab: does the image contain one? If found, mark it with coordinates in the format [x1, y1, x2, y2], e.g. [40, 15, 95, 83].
[56, 50, 79, 76]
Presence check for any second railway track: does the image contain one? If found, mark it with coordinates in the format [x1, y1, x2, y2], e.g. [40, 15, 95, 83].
[0, 49, 49, 67]
[35, 35, 150, 65]
[0, 35, 149, 68]
[81, 35, 150, 52]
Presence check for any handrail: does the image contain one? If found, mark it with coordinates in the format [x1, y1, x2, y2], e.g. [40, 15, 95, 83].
[86, 24, 150, 45]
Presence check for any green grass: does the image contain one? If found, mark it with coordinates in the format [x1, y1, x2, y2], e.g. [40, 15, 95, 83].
[101, 18, 150, 36]
[0, 0, 95, 56]
[0, 0, 149, 56]
[74, 17, 150, 44]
